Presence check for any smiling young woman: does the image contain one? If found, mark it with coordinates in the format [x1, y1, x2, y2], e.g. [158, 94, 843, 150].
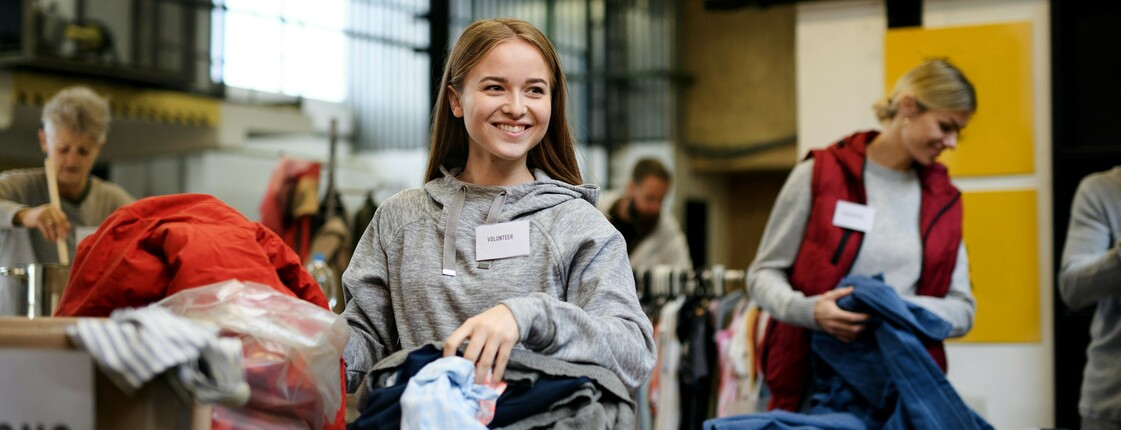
[340, 18, 655, 423]
[447, 37, 552, 185]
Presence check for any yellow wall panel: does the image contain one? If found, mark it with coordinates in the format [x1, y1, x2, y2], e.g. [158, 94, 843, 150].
[886, 22, 1033, 177]
[957, 190, 1039, 342]
[12, 72, 221, 126]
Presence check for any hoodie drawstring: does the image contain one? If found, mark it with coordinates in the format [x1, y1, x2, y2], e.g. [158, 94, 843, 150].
[442, 187, 467, 276]
[441, 188, 508, 276]
[476, 191, 507, 270]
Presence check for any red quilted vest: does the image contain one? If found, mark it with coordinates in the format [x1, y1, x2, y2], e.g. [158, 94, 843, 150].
[760, 130, 963, 411]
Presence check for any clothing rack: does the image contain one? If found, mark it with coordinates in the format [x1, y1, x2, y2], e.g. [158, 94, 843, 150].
[633, 265, 747, 300]
[635, 264, 766, 429]
[700, 265, 746, 297]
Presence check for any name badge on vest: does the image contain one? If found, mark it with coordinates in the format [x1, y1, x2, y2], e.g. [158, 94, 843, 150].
[832, 200, 875, 232]
[476, 221, 530, 261]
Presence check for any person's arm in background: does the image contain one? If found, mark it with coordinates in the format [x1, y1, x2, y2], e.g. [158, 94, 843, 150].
[0, 171, 70, 242]
[1059, 172, 1121, 310]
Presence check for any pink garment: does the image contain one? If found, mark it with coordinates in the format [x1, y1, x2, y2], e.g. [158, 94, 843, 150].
[477, 379, 507, 425]
[715, 323, 737, 417]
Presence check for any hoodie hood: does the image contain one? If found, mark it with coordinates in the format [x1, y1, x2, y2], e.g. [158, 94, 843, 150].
[425, 166, 600, 277]
[424, 166, 599, 219]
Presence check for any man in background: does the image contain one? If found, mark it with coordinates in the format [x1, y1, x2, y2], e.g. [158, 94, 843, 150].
[1059, 165, 1121, 430]
[599, 157, 692, 270]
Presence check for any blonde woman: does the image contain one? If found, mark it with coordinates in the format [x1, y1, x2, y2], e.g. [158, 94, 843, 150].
[747, 59, 979, 411]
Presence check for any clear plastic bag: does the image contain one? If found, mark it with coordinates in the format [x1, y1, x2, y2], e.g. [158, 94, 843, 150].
[156, 279, 349, 429]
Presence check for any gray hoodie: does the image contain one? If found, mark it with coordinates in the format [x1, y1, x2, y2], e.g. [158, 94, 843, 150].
[341, 167, 656, 392]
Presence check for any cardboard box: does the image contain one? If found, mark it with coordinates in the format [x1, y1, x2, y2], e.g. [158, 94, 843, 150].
[0, 317, 211, 429]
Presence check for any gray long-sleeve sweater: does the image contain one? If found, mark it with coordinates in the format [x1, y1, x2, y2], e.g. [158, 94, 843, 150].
[0, 168, 134, 315]
[1059, 166, 1121, 422]
[0, 168, 135, 263]
[747, 158, 976, 337]
[341, 167, 656, 392]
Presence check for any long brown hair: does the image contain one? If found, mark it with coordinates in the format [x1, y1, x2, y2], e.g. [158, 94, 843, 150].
[423, 18, 582, 185]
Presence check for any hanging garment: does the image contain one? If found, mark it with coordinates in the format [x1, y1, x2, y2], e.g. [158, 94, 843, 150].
[717, 297, 759, 418]
[651, 296, 685, 430]
[311, 190, 347, 244]
[260, 157, 321, 261]
[677, 294, 716, 430]
[352, 191, 378, 246]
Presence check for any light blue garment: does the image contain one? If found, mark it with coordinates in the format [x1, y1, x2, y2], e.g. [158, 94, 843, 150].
[400, 356, 499, 430]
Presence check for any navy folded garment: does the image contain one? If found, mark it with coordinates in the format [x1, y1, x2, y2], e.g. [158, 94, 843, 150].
[349, 345, 445, 430]
[490, 375, 593, 427]
[350, 344, 600, 430]
[809, 275, 992, 430]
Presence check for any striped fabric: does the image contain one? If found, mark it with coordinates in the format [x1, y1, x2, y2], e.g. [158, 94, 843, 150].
[67, 306, 249, 406]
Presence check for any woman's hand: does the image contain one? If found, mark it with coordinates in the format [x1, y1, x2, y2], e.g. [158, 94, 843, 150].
[444, 304, 520, 384]
[813, 286, 870, 343]
[16, 204, 71, 243]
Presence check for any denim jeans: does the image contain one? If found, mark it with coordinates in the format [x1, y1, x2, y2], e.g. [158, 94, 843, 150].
[809, 275, 992, 430]
[703, 410, 867, 430]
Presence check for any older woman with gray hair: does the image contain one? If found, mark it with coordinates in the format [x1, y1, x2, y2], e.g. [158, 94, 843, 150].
[0, 86, 134, 268]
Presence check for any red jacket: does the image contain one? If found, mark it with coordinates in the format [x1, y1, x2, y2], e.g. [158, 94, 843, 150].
[58, 193, 327, 314]
[760, 131, 963, 411]
[56, 193, 345, 429]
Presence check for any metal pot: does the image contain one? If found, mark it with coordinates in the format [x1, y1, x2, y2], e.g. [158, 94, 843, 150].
[0, 263, 70, 318]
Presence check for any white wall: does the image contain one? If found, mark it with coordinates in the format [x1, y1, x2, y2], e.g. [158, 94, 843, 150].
[796, 1, 1053, 429]
[796, 0, 885, 158]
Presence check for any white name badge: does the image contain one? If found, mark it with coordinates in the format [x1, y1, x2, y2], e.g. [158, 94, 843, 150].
[832, 200, 875, 232]
[476, 221, 530, 261]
